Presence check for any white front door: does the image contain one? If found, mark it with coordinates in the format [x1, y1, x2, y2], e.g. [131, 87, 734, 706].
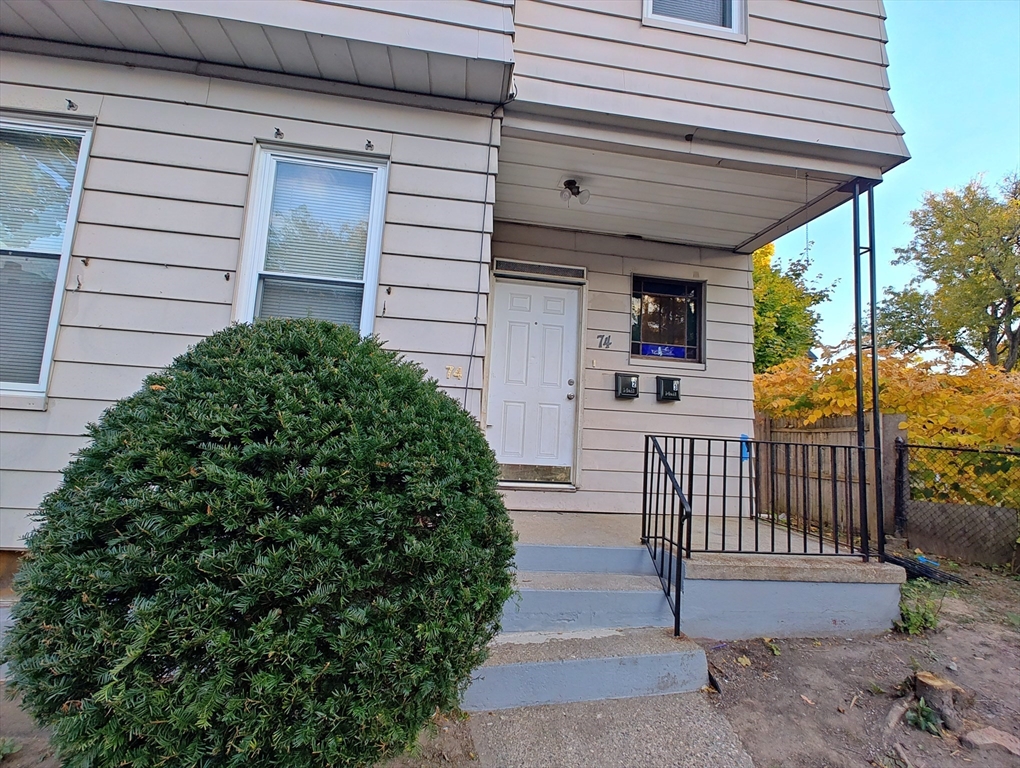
[487, 278, 580, 483]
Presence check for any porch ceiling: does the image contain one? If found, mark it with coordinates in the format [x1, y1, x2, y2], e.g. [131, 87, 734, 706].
[495, 122, 864, 254]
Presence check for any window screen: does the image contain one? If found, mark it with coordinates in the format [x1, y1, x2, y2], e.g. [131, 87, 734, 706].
[651, 0, 732, 28]
[254, 159, 375, 332]
[631, 277, 703, 361]
[0, 128, 83, 385]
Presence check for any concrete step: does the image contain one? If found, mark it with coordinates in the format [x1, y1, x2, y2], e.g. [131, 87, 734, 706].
[503, 571, 673, 632]
[462, 626, 708, 711]
[514, 543, 655, 575]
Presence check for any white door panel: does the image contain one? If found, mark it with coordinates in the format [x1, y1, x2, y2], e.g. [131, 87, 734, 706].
[487, 279, 580, 479]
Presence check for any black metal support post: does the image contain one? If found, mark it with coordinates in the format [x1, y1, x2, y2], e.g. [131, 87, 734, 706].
[894, 437, 908, 537]
[851, 182, 871, 560]
[867, 186, 886, 558]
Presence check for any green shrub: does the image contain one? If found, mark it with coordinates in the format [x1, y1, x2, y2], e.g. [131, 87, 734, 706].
[895, 578, 944, 635]
[0, 319, 515, 768]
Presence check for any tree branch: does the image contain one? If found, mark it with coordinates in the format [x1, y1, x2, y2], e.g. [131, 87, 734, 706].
[949, 344, 983, 366]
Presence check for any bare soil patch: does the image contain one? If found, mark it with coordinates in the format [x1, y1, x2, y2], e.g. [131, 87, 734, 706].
[704, 565, 1020, 768]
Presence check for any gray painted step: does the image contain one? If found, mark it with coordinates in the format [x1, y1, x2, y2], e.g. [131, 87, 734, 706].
[514, 544, 655, 575]
[462, 627, 708, 711]
[503, 571, 673, 632]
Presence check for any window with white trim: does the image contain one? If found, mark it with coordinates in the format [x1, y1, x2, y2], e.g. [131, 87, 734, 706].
[643, 0, 745, 36]
[237, 147, 387, 334]
[0, 119, 90, 393]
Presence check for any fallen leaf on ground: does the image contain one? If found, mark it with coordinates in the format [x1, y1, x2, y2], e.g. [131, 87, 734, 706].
[736, 655, 751, 667]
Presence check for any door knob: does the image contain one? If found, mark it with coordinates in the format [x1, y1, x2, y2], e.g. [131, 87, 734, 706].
[566, 393, 575, 400]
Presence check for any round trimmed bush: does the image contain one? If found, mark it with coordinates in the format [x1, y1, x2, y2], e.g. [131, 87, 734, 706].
[1, 319, 515, 767]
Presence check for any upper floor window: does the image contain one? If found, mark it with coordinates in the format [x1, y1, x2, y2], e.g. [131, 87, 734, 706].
[236, 146, 387, 334]
[643, 0, 746, 39]
[0, 118, 90, 394]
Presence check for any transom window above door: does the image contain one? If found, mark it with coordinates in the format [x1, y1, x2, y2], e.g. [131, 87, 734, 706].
[631, 276, 704, 362]
[236, 147, 387, 334]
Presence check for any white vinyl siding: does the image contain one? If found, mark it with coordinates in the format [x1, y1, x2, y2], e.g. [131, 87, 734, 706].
[513, 0, 907, 165]
[236, 149, 387, 334]
[0, 50, 496, 549]
[0, 119, 90, 394]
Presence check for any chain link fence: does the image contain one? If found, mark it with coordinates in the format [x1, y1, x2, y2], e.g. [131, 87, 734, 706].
[895, 440, 1020, 568]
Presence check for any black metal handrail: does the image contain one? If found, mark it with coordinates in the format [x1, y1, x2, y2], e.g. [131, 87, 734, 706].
[641, 435, 692, 636]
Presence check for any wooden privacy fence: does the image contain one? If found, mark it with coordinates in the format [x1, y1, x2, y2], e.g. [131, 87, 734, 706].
[754, 413, 906, 550]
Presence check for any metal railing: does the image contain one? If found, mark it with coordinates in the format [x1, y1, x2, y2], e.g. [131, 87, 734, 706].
[641, 435, 692, 636]
[643, 436, 873, 564]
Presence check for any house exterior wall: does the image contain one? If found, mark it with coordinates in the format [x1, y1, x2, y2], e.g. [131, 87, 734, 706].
[0, 1, 910, 548]
[511, 0, 907, 168]
[0, 50, 496, 549]
[492, 222, 755, 515]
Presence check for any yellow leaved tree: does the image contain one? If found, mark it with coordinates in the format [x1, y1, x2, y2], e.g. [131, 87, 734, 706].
[755, 348, 1020, 448]
[755, 350, 1020, 509]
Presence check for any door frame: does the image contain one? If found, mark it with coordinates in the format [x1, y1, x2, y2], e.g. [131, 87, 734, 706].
[483, 260, 588, 489]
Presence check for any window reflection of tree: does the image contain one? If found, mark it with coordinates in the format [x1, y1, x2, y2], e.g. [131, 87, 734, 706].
[641, 293, 688, 345]
[266, 206, 369, 278]
[0, 132, 79, 250]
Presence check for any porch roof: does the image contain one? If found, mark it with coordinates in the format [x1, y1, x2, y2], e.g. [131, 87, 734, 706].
[495, 112, 900, 254]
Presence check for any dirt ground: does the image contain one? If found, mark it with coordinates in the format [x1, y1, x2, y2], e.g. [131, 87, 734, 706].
[703, 564, 1020, 768]
[2, 566, 1018, 768]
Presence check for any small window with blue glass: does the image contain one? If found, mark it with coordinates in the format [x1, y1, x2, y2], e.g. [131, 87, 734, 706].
[631, 277, 703, 362]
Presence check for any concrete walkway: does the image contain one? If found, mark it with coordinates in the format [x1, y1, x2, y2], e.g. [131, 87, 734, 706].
[468, 691, 755, 768]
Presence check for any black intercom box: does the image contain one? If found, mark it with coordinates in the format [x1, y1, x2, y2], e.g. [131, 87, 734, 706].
[614, 373, 639, 398]
[656, 376, 681, 402]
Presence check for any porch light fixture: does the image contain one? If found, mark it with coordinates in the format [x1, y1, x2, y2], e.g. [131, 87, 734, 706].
[560, 179, 590, 205]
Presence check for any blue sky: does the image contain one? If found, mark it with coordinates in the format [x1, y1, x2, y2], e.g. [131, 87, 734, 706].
[772, 0, 1020, 346]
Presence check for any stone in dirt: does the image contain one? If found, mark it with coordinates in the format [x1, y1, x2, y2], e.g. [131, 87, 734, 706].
[961, 727, 1020, 756]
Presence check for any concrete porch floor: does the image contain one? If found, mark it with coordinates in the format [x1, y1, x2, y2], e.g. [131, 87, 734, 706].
[511, 510, 844, 555]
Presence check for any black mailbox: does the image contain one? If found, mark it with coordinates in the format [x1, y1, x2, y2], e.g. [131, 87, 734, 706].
[614, 373, 639, 399]
[656, 376, 681, 402]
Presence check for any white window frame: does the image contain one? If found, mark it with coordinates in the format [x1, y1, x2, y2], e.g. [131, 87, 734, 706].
[0, 116, 92, 398]
[234, 145, 388, 335]
[642, 0, 748, 41]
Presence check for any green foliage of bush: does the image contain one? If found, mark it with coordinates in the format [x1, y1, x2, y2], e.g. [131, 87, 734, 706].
[0, 319, 515, 768]
[895, 579, 944, 635]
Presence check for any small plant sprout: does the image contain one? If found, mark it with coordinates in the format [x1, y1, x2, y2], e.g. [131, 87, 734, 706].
[905, 697, 943, 736]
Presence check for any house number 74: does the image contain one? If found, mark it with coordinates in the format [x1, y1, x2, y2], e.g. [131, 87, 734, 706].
[445, 366, 464, 380]
[596, 334, 613, 349]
